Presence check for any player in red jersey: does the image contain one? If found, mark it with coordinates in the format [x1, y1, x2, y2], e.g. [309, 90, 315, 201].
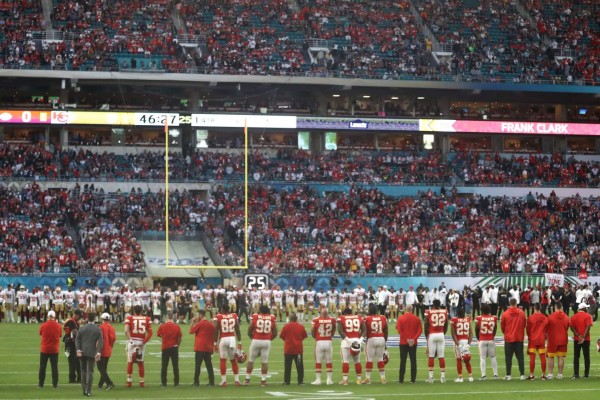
[244, 305, 277, 386]
[214, 305, 242, 386]
[546, 302, 569, 379]
[451, 308, 473, 382]
[526, 303, 548, 380]
[475, 304, 498, 380]
[337, 307, 364, 385]
[124, 305, 153, 387]
[361, 304, 388, 384]
[311, 308, 336, 385]
[424, 299, 448, 383]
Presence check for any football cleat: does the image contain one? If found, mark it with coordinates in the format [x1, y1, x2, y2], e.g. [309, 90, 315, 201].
[503, 376, 512, 381]
[454, 378, 463, 383]
[381, 377, 387, 384]
[326, 379, 334, 385]
[440, 377, 446, 383]
[361, 378, 371, 385]
[468, 377, 474, 382]
[236, 350, 247, 364]
[339, 378, 349, 386]
[425, 378, 434, 384]
[311, 380, 321, 385]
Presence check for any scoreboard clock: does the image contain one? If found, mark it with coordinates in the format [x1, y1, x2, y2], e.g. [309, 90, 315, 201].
[244, 274, 269, 290]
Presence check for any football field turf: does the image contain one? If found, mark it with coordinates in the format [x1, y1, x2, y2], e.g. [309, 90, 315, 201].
[2, 320, 600, 400]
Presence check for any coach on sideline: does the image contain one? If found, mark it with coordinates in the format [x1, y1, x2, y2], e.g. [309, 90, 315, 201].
[38, 310, 62, 389]
[157, 311, 183, 387]
[396, 304, 422, 384]
[97, 313, 116, 390]
[279, 313, 308, 385]
[501, 298, 526, 380]
[76, 313, 103, 397]
[190, 310, 216, 386]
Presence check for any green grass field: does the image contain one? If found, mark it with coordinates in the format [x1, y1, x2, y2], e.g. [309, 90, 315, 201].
[2, 319, 600, 400]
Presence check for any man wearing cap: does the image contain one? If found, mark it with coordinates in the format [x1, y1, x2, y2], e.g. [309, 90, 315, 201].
[569, 302, 594, 379]
[76, 313, 103, 397]
[64, 309, 83, 383]
[97, 313, 116, 390]
[38, 311, 62, 389]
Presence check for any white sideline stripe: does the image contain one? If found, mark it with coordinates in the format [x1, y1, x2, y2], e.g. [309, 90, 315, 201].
[0, 388, 599, 399]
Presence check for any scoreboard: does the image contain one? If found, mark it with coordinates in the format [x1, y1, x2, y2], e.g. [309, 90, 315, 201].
[1, 109, 599, 135]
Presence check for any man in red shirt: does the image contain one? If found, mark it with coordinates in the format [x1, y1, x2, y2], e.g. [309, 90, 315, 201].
[38, 310, 62, 389]
[97, 313, 116, 390]
[190, 310, 215, 386]
[362, 304, 388, 384]
[279, 313, 308, 385]
[337, 307, 364, 385]
[569, 302, 594, 379]
[526, 303, 548, 380]
[396, 304, 422, 384]
[450, 308, 473, 382]
[311, 308, 336, 385]
[475, 304, 498, 380]
[546, 302, 569, 379]
[157, 311, 183, 387]
[125, 305, 153, 387]
[244, 305, 277, 386]
[213, 304, 242, 386]
[501, 298, 527, 380]
[424, 299, 448, 383]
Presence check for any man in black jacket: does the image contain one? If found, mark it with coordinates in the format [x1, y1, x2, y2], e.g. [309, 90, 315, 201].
[64, 309, 83, 383]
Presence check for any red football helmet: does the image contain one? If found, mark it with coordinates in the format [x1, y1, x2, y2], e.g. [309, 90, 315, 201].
[382, 350, 390, 365]
[236, 350, 248, 364]
[350, 341, 361, 356]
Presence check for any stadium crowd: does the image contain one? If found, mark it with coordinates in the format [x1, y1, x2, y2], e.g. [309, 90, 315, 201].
[0, 181, 244, 274]
[247, 185, 600, 277]
[0, 0, 597, 82]
[0, 144, 244, 182]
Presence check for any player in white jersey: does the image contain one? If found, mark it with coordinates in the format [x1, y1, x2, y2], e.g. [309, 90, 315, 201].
[189, 285, 202, 316]
[93, 287, 105, 314]
[227, 287, 238, 313]
[249, 287, 262, 313]
[397, 289, 406, 313]
[84, 288, 95, 314]
[4, 284, 16, 322]
[348, 291, 358, 314]
[296, 287, 306, 322]
[53, 286, 66, 322]
[261, 288, 273, 308]
[40, 286, 53, 321]
[139, 288, 151, 312]
[328, 288, 339, 316]
[28, 288, 40, 322]
[64, 288, 75, 317]
[338, 289, 349, 311]
[202, 285, 215, 317]
[285, 286, 296, 321]
[75, 287, 87, 311]
[306, 288, 317, 317]
[316, 289, 328, 310]
[123, 287, 135, 314]
[109, 288, 121, 322]
[16, 286, 30, 323]
[354, 285, 366, 312]
[388, 289, 399, 322]
[272, 286, 284, 321]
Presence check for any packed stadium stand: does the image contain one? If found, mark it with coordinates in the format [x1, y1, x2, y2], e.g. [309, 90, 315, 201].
[0, 0, 598, 289]
[0, 0, 596, 83]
